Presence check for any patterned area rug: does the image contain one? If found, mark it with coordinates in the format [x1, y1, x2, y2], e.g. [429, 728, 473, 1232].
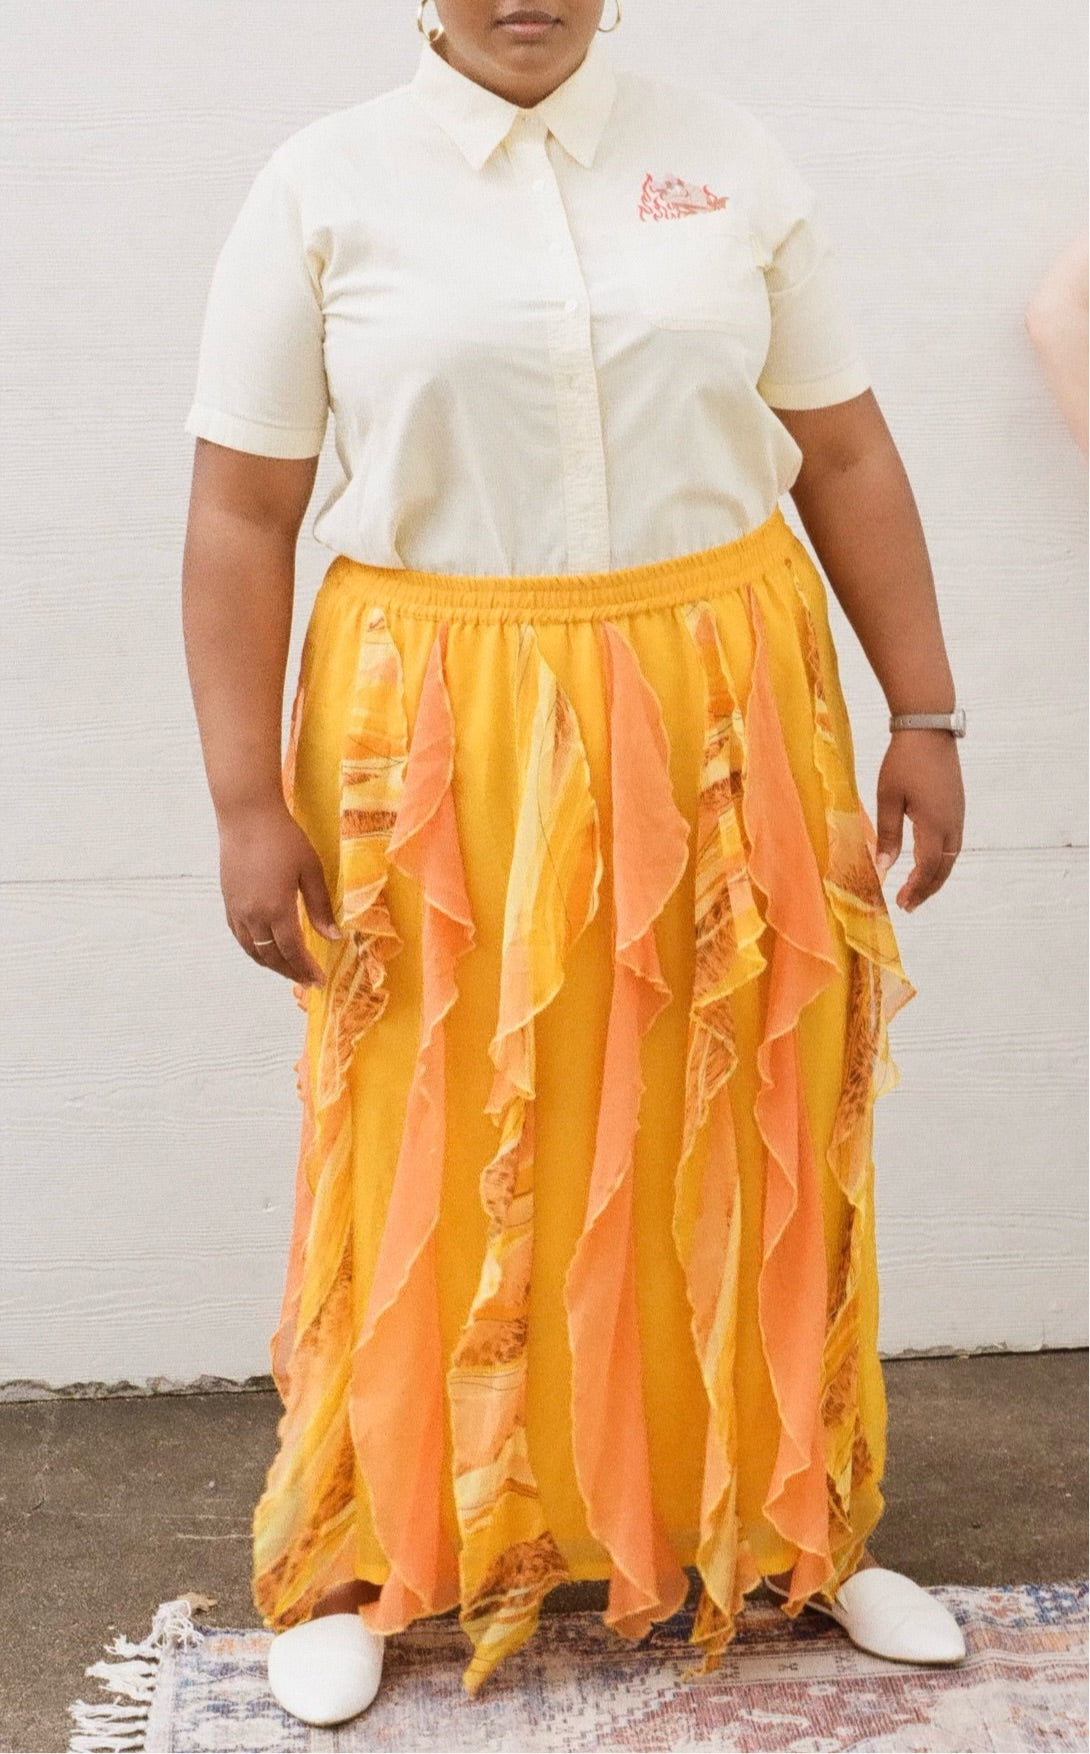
[67, 1580, 1088, 1752]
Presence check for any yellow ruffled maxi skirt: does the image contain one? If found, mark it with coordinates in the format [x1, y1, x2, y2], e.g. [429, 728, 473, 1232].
[251, 505, 916, 1697]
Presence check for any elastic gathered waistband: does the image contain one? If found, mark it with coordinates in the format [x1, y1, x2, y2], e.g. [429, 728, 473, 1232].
[319, 506, 799, 623]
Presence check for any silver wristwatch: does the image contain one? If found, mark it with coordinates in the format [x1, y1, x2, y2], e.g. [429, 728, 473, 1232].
[889, 707, 966, 737]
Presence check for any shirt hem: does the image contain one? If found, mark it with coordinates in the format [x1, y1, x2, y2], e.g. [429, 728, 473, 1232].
[183, 404, 326, 458]
[758, 364, 872, 411]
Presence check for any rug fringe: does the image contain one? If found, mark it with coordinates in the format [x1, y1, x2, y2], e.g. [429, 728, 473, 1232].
[67, 1593, 208, 1752]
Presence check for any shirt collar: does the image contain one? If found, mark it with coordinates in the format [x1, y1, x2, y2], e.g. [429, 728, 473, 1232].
[409, 29, 617, 171]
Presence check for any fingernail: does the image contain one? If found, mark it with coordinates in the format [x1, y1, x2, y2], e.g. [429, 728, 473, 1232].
[875, 853, 892, 879]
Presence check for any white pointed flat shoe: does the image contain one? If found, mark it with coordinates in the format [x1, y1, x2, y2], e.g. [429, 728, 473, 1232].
[267, 1610, 385, 1726]
[765, 1566, 967, 1665]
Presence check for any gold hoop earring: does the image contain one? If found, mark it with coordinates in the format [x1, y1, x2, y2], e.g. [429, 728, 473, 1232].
[416, 0, 443, 43]
[597, 0, 621, 30]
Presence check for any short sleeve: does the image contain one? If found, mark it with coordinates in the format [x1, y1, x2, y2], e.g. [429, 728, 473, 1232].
[184, 155, 330, 458]
[750, 121, 872, 410]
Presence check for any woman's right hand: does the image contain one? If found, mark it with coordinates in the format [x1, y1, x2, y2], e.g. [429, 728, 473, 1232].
[218, 799, 341, 988]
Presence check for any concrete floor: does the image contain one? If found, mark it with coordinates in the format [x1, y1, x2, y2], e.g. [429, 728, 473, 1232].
[1, 1351, 1086, 1754]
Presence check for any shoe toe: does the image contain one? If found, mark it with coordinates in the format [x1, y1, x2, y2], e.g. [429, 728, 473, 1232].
[886, 1604, 967, 1664]
[835, 1569, 967, 1665]
[267, 1611, 385, 1726]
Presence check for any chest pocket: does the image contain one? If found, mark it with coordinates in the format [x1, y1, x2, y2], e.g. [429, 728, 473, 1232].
[632, 200, 768, 332]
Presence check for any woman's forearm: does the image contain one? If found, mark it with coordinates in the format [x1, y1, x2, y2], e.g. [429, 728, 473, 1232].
[181, 507, 295, 824]
[788, 441, 957, 716]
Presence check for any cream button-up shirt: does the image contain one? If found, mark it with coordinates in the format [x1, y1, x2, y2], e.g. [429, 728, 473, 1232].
[184, 31, 871, 576]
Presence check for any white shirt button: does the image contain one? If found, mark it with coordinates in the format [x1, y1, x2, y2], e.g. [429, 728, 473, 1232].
[532, 177, 547, 193]
[562, 298, 579, 314]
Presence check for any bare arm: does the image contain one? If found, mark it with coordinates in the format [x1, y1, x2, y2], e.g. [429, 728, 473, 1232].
[181, 438, 317, 815]
[777, 391, 957, 716]
[181, 439, 339, 985]
[772, 389, 965, 912]
[1024, 227, 1089, 458]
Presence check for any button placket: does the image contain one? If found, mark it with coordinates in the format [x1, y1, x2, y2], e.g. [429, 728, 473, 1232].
[508, 113, 611, 572]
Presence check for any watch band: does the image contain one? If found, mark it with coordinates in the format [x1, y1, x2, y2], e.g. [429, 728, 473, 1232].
[888, 708, 966, 737]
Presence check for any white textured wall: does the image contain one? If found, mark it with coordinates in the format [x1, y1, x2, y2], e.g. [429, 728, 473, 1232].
[2, 1, 1086, 1393]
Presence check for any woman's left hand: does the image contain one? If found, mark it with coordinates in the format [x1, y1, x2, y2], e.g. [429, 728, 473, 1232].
[872, 731, 965, 911]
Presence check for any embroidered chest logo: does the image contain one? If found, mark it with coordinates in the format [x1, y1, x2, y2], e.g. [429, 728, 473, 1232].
[638, 172, 729, 222]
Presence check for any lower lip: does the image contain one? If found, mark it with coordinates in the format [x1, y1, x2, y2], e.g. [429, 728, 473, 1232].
[498, 18, 557, 38]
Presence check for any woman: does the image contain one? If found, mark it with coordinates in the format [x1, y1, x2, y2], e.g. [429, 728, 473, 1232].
[181, 0, 968, 1726]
